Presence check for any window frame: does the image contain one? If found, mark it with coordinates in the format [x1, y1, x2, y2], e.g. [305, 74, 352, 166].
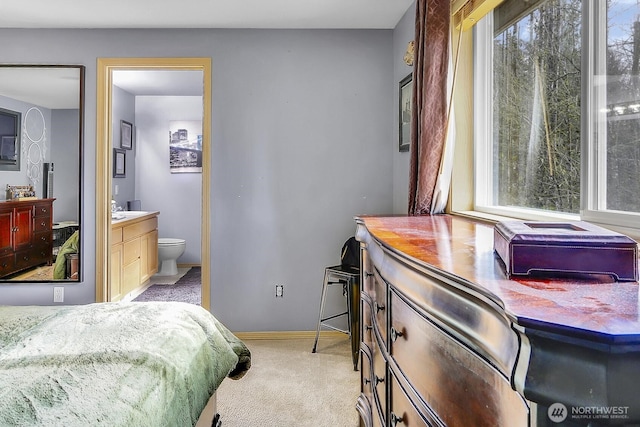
[470, 0, 640, 229]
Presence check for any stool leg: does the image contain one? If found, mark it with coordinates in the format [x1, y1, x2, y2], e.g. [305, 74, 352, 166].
[312, 269, 330, 353]
[348, 276, 360, 371]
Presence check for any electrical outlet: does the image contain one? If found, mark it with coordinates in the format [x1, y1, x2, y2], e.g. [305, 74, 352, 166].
[53, 287, 64, 303]
[275, 284, 284, 298]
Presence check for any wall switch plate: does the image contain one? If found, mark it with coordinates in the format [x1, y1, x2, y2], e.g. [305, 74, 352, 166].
[275, 284, 284, 298]
[53, 287, 64, 303]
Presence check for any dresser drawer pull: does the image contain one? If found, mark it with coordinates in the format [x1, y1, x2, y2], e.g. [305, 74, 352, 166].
[374, 302, 385, 313]
[40, 221, 46, 227]
[374, 375, 384, 385]
[365, 271, 374, 278]
[391, 413, 405, 426]
[390, 327, 404, 343]
[365, 325, 373, 332]
[363, 378, 371, 385]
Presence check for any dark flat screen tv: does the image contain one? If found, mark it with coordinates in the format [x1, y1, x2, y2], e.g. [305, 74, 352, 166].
[0, 107, 20, 170]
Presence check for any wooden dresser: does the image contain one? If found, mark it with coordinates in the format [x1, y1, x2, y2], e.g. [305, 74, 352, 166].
[356, 215, 640, 427]
[0, 198, 54, 278]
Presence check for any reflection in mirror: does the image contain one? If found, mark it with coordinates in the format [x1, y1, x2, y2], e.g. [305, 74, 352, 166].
[0, 107, 20, 171]
[0, 65, 84, 282]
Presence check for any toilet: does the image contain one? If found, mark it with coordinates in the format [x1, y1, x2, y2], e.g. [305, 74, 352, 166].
[157, 238, 186, 276]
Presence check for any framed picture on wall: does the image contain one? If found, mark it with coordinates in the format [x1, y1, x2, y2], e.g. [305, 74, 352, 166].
[120, 120, 133, 150]
[169, 120, 202, 173]
[399, 73, 412, 152]
[113, 148, 126, 177]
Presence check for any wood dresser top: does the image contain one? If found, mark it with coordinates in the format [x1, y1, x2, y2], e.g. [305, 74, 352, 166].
[358, 214, 640, 344]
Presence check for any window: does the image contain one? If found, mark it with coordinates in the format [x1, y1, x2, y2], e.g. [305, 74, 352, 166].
[474, 0, 640, 228]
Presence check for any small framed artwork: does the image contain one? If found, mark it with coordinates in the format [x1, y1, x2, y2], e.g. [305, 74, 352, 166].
[120, 120, 133, 150]
[169, 120, 203, 173]
[113, 148, 126, 177]
[399, 73, 413, 152]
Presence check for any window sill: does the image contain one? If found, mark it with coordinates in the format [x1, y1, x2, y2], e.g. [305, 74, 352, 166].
[452, 209, 640, 243]
[456, 206, 579, 223]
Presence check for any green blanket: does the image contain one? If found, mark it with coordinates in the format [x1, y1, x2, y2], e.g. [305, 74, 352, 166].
[53, 230, 79, 279]
[0, 302, 251, 426]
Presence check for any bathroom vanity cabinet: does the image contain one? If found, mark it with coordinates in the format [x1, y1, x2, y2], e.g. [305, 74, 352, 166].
[0, 198, 54, 278]
[356, 215, 640, 427]
[111, 212, 158, 301]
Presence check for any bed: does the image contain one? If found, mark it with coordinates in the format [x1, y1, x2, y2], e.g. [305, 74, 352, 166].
[0, 301, 251, 426]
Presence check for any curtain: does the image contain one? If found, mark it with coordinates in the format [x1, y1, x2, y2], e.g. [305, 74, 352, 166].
[430, 31, 457, 215]
[408, 0, 451, 215]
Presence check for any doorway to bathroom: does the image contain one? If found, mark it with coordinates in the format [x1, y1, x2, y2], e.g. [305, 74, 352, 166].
[95, 58, 212, 310]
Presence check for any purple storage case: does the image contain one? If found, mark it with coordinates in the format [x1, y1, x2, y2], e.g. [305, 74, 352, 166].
[494, 221, 639, 282]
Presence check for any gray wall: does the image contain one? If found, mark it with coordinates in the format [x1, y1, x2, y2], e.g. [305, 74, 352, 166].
[392, 3, 416, 214]
[0, 97, 79, 223]
[0, 95, 52, 198]
[0, 28, 395, 332]
[50, 109, 80, 222]
[135, 95, 203, 264]
[111, 85, 136, 209]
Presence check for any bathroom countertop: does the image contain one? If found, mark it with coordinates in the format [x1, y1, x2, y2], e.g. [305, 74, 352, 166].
[111, 210, 159, 225]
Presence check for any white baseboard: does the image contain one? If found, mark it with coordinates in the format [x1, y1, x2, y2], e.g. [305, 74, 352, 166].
[233, 330, 347, 340]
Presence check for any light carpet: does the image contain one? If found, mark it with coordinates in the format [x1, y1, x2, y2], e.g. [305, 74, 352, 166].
[217, 337, 360, 427]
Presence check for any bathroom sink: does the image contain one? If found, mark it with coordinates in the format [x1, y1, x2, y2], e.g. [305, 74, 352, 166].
[111, 211, 149, 221]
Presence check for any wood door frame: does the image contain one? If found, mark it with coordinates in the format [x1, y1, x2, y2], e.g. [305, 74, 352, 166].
[96, 57, 211, 310]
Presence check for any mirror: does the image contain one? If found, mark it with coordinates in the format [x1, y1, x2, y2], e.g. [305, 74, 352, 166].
[0, 65, 84, 282]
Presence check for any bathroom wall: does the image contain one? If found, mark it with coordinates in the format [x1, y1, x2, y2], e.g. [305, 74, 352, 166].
[111, 85, 136, 209]
[134, 95, 203, 265]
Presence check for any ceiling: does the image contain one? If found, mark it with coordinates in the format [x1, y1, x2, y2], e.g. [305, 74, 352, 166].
[113, 71, 205, 97]
[0, 67, 81, 109]
[0, 0, 413, 30]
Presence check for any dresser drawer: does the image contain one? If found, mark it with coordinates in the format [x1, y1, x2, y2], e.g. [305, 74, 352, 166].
[361, 297, 374, 349]
[0, 253, 14, 274]
[33, 202, 52, 218]
[372, 337, 386, 426]
[15, 250, 40, 270]
[390, 372, 430, 427]
[361, 345, 374, 399]
[33, 216, 51, 232]
[372, 269, 387, 347]
[34, 231, 52, 246]
[389, 290, 529, 427]
[362, 248, 375, 297]
[31, 242, 52, 262]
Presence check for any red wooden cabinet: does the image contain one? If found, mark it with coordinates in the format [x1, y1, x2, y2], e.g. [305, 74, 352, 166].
[0, 199, 54, 278]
